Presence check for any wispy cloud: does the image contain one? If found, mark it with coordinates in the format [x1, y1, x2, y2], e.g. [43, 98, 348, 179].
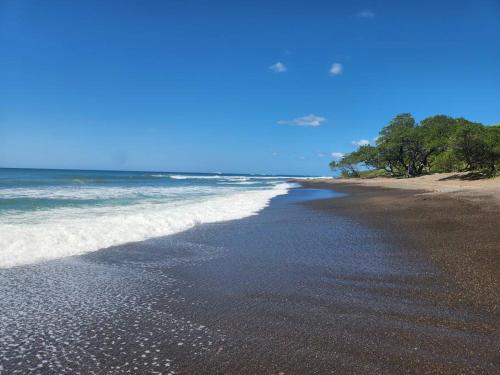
[331, 152, 344, 160]
[329, 63, 343, 76]
[277, 114, 326, 127]
[358, 9, 375, 18]
[352, 139, 370, 146]
[269, 62, 287, 73]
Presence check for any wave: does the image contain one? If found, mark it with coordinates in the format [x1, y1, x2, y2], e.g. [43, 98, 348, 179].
[167, 174, 330, 181]
[167, 174, 302, 181]
[217, 181, 260, 185]
[0, 185, 219, 200]
[0, 183, 291, 268]
[168, 174, 248, 180]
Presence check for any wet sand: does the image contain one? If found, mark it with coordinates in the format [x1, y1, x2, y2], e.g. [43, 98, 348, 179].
[1, 186, 499, 374]
[300, 180, 500, 315]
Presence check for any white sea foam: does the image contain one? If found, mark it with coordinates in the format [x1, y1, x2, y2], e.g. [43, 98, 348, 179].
[168, 174, 330, 181]
[217, 181, 260, 185]
[0, 185, 220, 200]
[168, 174, 298, 180]
[0, 183, 291, 268]
[168, 175, 250, 181]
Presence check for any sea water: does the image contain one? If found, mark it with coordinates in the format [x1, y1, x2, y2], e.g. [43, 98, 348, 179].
[0, 168, 301, 268]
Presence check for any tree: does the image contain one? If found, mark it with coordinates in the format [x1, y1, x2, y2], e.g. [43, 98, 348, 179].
[376, 113, 439, 177]
[483, 125, 500, 173]
[452, 123, 500, 173]
[376, 113, 416, 176]
[419, 115, 457, 172]
[330, 113, 499, 178]
[329, 145, 379, 177]
[451, 120, 488, 171]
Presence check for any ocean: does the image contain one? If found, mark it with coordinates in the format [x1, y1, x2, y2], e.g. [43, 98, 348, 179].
[0, 168, 301, 268]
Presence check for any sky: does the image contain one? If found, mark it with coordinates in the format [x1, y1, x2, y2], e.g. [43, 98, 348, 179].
[1, 0, 499, 175]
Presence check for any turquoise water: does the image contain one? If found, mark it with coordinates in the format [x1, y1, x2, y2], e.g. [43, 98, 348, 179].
[0, 168, 301, 268]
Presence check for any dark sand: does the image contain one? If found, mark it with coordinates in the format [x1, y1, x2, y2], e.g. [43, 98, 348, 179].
[1, 186, 499, 374]
[301, 180, 500, 315]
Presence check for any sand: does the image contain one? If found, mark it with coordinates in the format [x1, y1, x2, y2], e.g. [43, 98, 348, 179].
[300, 178, 500, 315]
[1, 185, 498, 374]
[305, 172, 500, 207]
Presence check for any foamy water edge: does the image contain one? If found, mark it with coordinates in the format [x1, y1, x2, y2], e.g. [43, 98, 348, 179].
[0, 183, 292, 268]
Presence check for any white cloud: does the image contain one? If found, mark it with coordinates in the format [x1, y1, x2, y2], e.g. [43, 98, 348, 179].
[269, 62, 287, 73]
[331, 152, 344, 160]
[277, 114, 326, 127]
[329, 63, 343, 76]
[352, 139, 370, 146]
[358, 9, 375, 18]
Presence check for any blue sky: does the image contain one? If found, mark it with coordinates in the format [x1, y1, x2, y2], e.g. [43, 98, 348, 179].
[1, 0, 499, 175]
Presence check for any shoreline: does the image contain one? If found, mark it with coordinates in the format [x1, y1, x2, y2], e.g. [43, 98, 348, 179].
[298, 178, 500, 315]
[1, 185, 498, 373]
[296, 172, 500, 207]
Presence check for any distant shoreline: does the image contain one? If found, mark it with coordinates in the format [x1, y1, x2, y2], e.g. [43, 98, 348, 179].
[294, 172, 500, 206]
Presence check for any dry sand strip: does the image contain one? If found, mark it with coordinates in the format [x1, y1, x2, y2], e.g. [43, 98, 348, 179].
[302, 172, 500, 208]
[298, 177, 500, 316]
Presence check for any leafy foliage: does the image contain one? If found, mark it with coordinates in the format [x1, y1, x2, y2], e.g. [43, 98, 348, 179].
[330, 114, 500, 177]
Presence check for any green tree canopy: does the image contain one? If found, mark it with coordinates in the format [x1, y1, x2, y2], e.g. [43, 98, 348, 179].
[330, 114, 499, 178]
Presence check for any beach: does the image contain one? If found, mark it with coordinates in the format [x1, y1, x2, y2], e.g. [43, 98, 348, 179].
[299, 175, 500, 315]
[304, 172, 500, 206]
[4, 1, 499, 373]
[1, 179, 499, 374]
